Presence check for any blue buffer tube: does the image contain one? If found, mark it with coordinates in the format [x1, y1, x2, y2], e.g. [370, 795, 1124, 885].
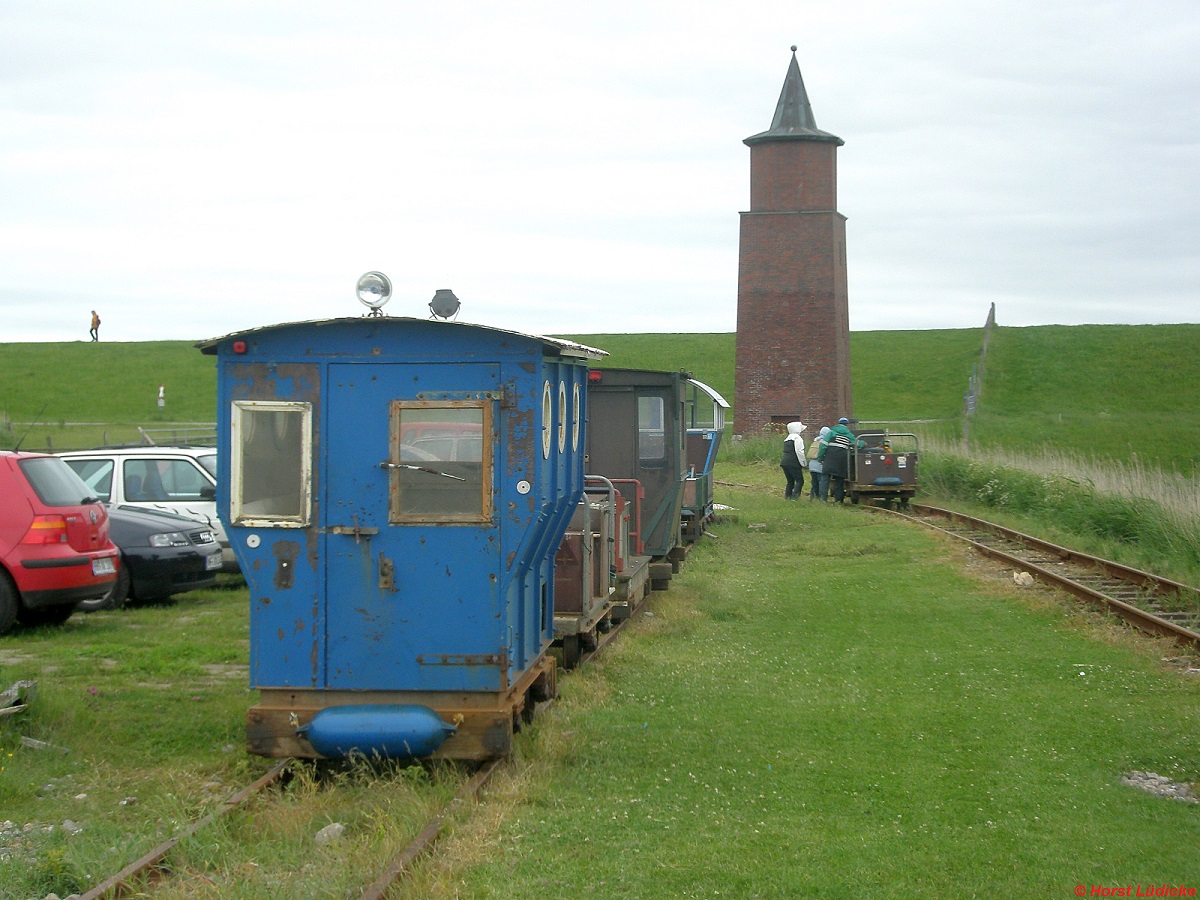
[298, 705, 458, 759]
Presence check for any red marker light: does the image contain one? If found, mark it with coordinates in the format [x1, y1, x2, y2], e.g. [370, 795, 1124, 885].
[233, 341, 247, 354]
[587, 370, 602, 383]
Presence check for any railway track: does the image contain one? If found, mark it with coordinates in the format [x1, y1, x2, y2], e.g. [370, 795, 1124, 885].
[879, 503, 1200, 650]
[79, 761, 292, 899]
[77, 585, 652, 898]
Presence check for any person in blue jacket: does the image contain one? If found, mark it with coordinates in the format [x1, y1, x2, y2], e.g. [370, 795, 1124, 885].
[817, 417, 859, 504]
[807, 425, 831, 501]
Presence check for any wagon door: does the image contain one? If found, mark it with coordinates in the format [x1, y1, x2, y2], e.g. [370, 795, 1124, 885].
[323, 363, 502, 691]
[587, 383, 684, 558]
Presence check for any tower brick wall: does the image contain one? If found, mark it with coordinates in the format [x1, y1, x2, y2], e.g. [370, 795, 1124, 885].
[734, 52, 853, 436]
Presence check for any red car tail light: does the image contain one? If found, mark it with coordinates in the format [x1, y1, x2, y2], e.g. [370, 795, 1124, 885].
[21, 515, 70, 544]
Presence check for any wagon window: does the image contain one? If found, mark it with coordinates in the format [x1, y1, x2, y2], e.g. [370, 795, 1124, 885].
[541, 381, 552, 460]
[571, 383, 581, 452]
[557, 382, 567, 453]
[638, 395, 666, 462]
[231, 401, 312, 526]
[388, 401, 491, 524]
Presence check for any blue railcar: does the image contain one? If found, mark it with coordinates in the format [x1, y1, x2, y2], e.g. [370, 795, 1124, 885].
[199, 315, 603, 759]
[682, 379, 730, 543]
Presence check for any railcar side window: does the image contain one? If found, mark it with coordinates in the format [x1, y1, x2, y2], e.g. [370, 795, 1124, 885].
[388, 401, 491, 524]
[638, 395, 666, 462]
[557, 382, 567, 453]
[231, 401, 312, 526]
[541, 381, 552, 460]
[571, 383, 581, 452]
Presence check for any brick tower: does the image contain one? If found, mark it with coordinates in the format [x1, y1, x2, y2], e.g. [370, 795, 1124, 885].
[734, 48, 852, 435]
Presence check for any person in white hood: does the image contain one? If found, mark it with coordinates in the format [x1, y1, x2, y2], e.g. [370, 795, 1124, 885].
[779, 421, 807, 500]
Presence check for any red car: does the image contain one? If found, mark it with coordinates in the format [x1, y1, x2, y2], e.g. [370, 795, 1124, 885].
[0, 451, 119, 634]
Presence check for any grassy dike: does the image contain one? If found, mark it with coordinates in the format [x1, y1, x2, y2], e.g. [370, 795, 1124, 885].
[408, 469, 1200, 898]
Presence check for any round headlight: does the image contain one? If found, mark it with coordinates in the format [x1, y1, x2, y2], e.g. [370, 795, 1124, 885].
[356, 271, 392, 311]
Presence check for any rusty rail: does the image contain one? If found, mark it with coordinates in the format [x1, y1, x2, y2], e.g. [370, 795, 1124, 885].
[878, 503, 1200, 650]
[80, 760, 290, 899]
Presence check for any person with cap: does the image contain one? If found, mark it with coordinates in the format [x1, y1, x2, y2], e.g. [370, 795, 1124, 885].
[818, 417, 859, 504]
[779, 421, 808, 500]
[807, 425, 831, 501]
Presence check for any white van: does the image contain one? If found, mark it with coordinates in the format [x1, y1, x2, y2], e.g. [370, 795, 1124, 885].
[59, 446, 236, 571]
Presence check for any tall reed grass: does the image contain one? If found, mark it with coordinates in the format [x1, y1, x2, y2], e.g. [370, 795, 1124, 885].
[920, 436, 1200, 587]
[923, 436, 1200, 523]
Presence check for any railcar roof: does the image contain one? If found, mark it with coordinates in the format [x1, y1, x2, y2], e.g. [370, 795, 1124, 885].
[196, 316, 607, 360]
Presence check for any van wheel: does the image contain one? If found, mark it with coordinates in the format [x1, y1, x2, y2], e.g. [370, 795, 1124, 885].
[0, 576, 18, 635]
[78, 561, 131, 612]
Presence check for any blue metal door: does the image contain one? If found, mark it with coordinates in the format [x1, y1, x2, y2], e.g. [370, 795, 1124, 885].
[323, 362, 502, 691]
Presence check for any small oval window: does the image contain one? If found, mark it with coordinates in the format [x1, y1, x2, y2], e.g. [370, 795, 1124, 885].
[541, 381, 553, 459]
[571, 383, 581, 452]
[557, 382, 567, 453]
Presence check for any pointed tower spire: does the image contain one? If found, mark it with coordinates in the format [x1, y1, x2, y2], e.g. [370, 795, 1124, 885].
[744, 46, 843, 146]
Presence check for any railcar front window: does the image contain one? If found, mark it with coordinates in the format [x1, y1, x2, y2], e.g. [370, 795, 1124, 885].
[231, 401, 312, 525]
[638, 396, 666, 462]
[389, 402, 490, 524]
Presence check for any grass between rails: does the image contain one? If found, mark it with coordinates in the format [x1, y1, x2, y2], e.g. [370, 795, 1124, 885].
[403, 468, 1200, 897]
[0, 579, 467, 899]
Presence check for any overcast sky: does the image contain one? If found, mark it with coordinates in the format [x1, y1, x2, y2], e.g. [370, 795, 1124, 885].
[2, 1, 1197, 343]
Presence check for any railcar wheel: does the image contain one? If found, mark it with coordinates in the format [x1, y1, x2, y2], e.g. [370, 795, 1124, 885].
[521, 694, 537, 725]
[78, 559, 131, 612]
[0, 575, 18, 636]
[561, 634, 582, 670]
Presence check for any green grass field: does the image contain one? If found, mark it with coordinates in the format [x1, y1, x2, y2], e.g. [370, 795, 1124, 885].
[406, 480, 1200, 897]
[3, 476, 1197, 898]
[1, 325, 1198, 896]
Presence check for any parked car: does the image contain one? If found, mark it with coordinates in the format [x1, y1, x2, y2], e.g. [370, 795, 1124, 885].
[0, 450, 120, 634]
[58, 446, 236, 571]
[79, 505, 223, 612]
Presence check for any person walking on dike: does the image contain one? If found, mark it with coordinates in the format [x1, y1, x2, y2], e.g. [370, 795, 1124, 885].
[808, 425, 831, 501]
[89, 310, 100, 341]
[780, 421, 808, 500]
[818, 417, 857, 504]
